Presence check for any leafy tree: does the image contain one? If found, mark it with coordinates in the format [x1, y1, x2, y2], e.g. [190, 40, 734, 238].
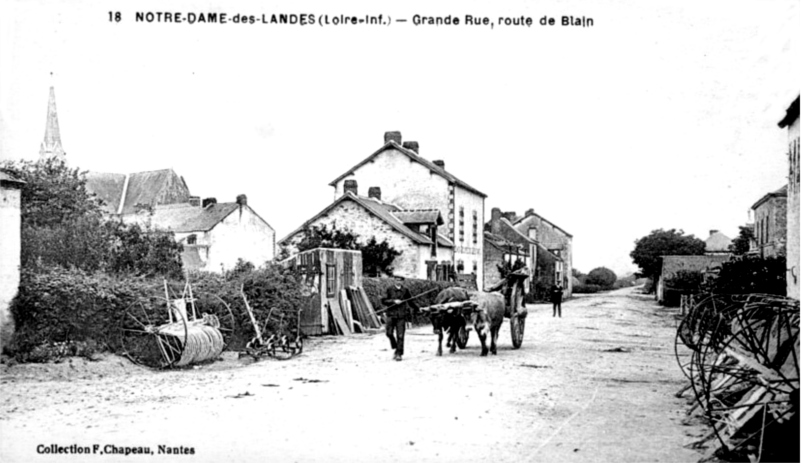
[295, 224, 401, 276]
[667, 270, 704, 294]
[630, 229, 706, 289]
[729, 225, 755, 256]
[586, 267, 617, 288]
[361, 237, 401, 277]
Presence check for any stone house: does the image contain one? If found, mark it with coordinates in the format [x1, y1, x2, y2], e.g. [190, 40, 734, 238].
[123, 195, 275, 272]
[0, 171, 24, 352]
[750, 186, 787, 258]
[505, 208, 573, 297]
[328, 131, 486, 288]
[779, 96, 799, 299]
[483, 208, 564, 300]
[278, 190, 454, 280]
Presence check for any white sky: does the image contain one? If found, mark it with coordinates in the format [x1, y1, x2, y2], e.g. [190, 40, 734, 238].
[1, 0, 798, 276]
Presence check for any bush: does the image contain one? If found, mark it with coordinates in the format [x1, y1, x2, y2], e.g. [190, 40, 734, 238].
[707, 256, 786, 295]
[573, 283, 604, 294]
[586, 267, 617, 288]
[363, 277, 456, 324]
[8, 263, 308, 361]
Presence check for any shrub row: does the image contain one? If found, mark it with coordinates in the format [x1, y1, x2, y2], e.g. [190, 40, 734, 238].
[572, 283, 605, 294]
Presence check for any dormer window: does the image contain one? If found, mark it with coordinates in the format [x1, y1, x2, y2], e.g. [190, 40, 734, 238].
[187, 234, 197, 245]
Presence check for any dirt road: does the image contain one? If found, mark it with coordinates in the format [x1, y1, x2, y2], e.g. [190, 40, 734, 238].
[0, 287, 707, 462]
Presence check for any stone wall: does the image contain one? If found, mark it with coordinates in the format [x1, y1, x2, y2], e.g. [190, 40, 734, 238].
[0, 182, 22, 351]
[453, 185, 485, 289]
[513, 213, 573, 297]
[753, 195, 787, 258]
[787, 117, 800, 299]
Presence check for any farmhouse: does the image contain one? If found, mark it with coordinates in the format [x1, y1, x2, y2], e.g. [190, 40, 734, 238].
[279, 189, 455, 281]
[123, 195, 275, 272]
[329, 131, 486, 288]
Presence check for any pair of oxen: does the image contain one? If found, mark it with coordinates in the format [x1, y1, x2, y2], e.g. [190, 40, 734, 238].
[430, 287, 507, 356]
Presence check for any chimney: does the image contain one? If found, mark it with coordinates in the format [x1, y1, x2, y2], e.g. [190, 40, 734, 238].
[490, 207, 502, 235]
[502, 211, 517, 223]
[710, 229, 719, 236]
[433, 160, 445, 169]
[344, 179, 358, 196]
[188, 196, 201, 207]
[202, 197, 217, 208]
[236, 194, 248, 207]
[403, 141, 419, 154]
[525, 208, 535, 217]
[368, 186, 381, 200]
[384, 131, 402, 145]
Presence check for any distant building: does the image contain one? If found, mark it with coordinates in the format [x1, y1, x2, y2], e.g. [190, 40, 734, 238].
[328, 132, 486, 288]
[704, 230, 732, 256]
[86, 169, 192, 214]
[278, 190, 454, 280]
[124, 195, 275, 272]
[483, 208, 563, 300]
[38, 87, 66, 162]
[0, 171, 24, 351]
[779, 96, 799, 299]
[656, 255, 731, 305]
[509, 208, 573, 297]
[750, 186, 787, 258]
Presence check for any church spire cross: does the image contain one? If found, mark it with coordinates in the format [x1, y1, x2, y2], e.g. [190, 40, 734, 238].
[39, 86, 66, 161]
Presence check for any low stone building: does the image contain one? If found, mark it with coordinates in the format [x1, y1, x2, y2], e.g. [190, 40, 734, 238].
[124, 195, 275, 272]
[779, 96, 799, 299]
[0, 171, 24, 351]
[750, 186, 787, 258]
[656, 255, 731, 305]
[278, 189, 454, 280]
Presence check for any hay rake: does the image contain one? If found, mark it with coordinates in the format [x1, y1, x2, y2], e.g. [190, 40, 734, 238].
[119, 281, 235, 368]
[240, 288, 303, 361]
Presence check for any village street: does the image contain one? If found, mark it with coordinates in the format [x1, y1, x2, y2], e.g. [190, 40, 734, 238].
[0, 287, 709, 463]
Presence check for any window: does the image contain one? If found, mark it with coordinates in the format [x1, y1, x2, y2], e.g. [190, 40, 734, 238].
[472, 261, 477, 274]
[187, 234, 197, 245]
[528, 227, 537, 240]
[458, 206, 465, 243]
[457, 260, 464, 273]
[326, 265, 336, 296]
[472, 210, 478, 244]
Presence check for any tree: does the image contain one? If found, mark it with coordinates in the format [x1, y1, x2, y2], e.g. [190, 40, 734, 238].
[586, 267, 617, 288]
[295, 224, 401, 276]
[729, 225, 755, 256]
[630, 229, 706, 288]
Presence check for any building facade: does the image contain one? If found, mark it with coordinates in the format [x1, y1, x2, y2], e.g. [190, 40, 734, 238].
[511, 208, 573, 297]
[0, 171, 24, 351]
[329, 132, 485, 288]
[279, 191, 454, 281]
[750, 187, 787, 258]
[779, 96, 799, 299]
[125, 195, 275, 272]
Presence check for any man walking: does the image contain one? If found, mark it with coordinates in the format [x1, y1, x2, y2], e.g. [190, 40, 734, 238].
[382, 276, 419, 361]
[551, 283, 564, 318]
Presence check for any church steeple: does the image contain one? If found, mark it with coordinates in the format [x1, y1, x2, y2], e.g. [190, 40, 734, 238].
[39, 86, 66, 161]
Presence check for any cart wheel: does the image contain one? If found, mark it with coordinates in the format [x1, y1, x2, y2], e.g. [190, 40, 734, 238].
[510, 282, 525, 349]
[120, 299, 188, 368]
[208, 294, 239, 347]
[455, 325, 469, 349]
[510, 315, 525, 349]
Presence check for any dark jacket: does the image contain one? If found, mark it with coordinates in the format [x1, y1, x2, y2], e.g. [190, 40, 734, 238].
[551, 286, 564, 303]
[382, 285, 419, 320]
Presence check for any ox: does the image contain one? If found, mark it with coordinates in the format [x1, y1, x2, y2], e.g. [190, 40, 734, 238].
[431, 288, 507, 356]
[431, 287, 471, 356]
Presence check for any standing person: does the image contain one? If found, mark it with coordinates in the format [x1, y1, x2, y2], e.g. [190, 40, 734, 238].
[381, 276, 419, 361]
[551, 283, 564, 317]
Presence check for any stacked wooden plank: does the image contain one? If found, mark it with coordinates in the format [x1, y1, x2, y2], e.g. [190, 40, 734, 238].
[346, 286, 381, 330]
[675, 294, 799, 462]
[326, 286, 382, 335]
